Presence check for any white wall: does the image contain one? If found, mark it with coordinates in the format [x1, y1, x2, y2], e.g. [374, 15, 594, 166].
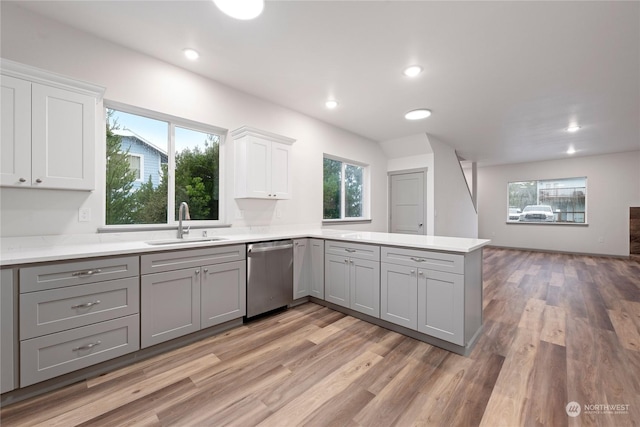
[478, 151, 640, 256]
[429, 136, 478, 238]
[0, 3, 388, 237]
[381, 133, 435, 235]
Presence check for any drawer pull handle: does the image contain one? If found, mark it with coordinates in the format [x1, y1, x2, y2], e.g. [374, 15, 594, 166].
[72, 341, 101, 351]
[345, 248, 356, 253]
[72, 269, 102, 277]
[71, 300, 101, 309]
[410, 257, 425, 262]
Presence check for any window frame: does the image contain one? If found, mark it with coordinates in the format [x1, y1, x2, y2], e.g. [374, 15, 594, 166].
[322, 154, 371, 222]
[102, 101, 227, 230]
[506, 176, 588, 225]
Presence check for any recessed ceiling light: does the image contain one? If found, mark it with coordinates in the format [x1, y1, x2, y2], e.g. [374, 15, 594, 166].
[183, 48, 199, 60]
[405, 109, 432, 120]
[213, 0, 264, 20]
[403, 65, 423, 77]
[567, 146, 576, 155]
[566, 125, 581, 132]
[325, 100, 339, 109]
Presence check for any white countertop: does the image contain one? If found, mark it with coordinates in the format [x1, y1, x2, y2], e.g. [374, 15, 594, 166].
[0, 228, 490, 266]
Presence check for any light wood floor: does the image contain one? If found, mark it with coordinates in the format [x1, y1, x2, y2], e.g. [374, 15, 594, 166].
[2, 247, 639, 426]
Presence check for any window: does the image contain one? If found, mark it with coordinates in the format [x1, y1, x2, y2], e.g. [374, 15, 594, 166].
[507, 177, 587, 224]
[105, 105, 223, 226]
[323, 156, 368, 220]
[127, 154, 143, 181]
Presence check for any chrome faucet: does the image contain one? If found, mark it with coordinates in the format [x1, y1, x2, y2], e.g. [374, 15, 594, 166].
[177, 202, 190, 239]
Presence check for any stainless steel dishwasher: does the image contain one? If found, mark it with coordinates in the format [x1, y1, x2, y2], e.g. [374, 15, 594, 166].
[246, 240, 294, 318]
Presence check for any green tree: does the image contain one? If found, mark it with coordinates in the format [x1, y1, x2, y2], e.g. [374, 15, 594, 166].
[131, 164, 168, 224]
[174, 134, 219, 220]
[323, 158, 342, 219]
[105, 112, 137, 225]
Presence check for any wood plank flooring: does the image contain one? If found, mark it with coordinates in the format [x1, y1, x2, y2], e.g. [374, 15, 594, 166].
[2, 247, 639, 426]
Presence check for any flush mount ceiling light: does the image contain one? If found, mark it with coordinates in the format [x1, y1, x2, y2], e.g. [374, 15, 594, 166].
[213, 0, 264, 20]
[567, 146, 576, 155]
[403, 65, 423, 77]
[183, 48, 200, 60]
[325, 100, 339, 109]
[404, 109, 432, 120]
[566, 125, 581, 132]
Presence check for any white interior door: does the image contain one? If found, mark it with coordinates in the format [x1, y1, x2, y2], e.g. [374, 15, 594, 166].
[389, 171, 426, 234]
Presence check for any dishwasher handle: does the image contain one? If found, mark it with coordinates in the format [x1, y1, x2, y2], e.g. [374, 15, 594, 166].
[247, 243, 293, 254]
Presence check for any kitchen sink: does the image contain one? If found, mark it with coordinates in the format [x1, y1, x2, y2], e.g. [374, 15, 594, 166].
[145, 237, 227, 246]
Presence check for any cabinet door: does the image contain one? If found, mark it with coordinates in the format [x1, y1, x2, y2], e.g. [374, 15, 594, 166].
[324, 253, 350, 308]
[270, 141, 292, 199]
[31, 83, 96, 190]
[141, 268, 201, 348]
[309, 239, 325, 299]
[417, 269, 464, 345]
[293, 239, 310, 299]
[201, 261, 246, 329]
[1, 269, 16, 393]
[350, 258, 380, 318]
[0, 75, 31, 187]
[380, 263, 417, 329]
[244, 136, 272, 198]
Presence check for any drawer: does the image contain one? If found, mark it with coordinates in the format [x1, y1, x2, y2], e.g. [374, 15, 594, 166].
[20, 277, 139, 340]
[20, 256, 139, 293]
[20, 314, 140, 387]
[141, 244, 245, 275]
[381, 246, 464, 274]
[325, 240, 380, 261]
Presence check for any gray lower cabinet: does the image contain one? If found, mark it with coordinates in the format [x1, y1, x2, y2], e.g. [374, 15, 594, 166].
[20, 315, 139, 387]
[324, 241, 380, 317]
[309, 239, 324, 299]
[141, 268, 201, 348]
[201, 260, 246, 329]
[293, 239, 310, 299]
[1, 269, 16, 393]
[140, 245, 246, 349]
[293, 238, 324, 300]
[417, 269, 464, 345]
[380, 263, 418, 329]
[18, 256, 141, 387]
[380, 246, 480, 347]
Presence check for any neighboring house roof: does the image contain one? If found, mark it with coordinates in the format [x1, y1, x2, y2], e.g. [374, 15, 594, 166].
[112, 128, 168, 157]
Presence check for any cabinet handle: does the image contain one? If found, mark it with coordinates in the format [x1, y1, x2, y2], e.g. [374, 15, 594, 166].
[344, 259, 348, 263]
[195, 269, 200, 275]
[35, 178, 42, 183]
[410, 270, 415, 274]
[418, 271, 424, 276]
[345, 248, 356, 253]
[203, 268, 209, 273]
[410, 257, 425, 262]
[19, 178, 26, 183]
[72, 269, 102, 277]
[350, 260, 354, 264]
[72, 341, 101, 352]
[71, 300, 101, 309]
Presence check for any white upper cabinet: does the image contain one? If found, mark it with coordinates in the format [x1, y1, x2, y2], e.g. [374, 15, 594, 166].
[0, 59, 104, 191]
[232, 126, 295, 199]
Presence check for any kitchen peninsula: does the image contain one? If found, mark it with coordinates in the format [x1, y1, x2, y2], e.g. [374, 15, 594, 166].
[0, 228, 489, 403]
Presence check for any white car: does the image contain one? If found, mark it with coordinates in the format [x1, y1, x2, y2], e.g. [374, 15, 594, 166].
[508, 207, 521, 221]
[519, 205, 555, 222]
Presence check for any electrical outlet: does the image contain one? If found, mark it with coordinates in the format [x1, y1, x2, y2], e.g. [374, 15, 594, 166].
[235, 209, 244, 219]
[78, 208, 91, 222]
[276, 208, 282, 219]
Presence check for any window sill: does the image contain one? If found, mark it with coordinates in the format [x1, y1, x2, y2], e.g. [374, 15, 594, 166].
[322, 218, 372, 225]
[98, 223, 232, 233]
[505, 221, 588, 226]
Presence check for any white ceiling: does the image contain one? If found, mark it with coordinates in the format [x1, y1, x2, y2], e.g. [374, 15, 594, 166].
[13, 0, 640, 166]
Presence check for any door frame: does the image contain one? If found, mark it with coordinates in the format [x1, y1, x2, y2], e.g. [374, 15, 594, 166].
[388, 168, 428, 235]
